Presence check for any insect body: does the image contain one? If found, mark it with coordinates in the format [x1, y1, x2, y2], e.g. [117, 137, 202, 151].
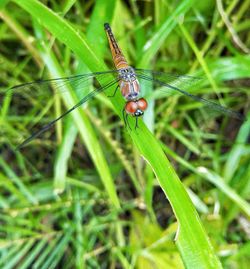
[104, 23, 147, 125]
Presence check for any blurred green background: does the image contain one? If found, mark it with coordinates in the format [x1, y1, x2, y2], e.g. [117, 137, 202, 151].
[0, 0, 249, 268]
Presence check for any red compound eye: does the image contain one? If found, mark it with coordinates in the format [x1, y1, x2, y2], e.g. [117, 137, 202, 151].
[137, 98, 148, 111]
[125, 101, 138, 114]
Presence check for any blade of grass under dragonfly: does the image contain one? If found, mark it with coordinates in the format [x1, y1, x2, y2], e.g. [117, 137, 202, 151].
[137, 74, 245, 121]
[15, 78, 119, 150]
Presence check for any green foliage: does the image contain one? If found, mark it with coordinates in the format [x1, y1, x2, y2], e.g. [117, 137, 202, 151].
[0, 0, 249, 268]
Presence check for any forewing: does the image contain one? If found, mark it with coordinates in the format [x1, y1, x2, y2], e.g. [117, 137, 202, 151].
[134, 68, 203, 91]
[135, 69, 245, 121]
[0, 70, 119, 148]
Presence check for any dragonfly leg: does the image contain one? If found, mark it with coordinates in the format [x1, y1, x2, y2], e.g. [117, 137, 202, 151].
[135, 116, 139, 130]
[126, 114, 131, 130]
[122, 108, 127, 128]
[123, 108, 131, 130]
[107, 85, 119, 97]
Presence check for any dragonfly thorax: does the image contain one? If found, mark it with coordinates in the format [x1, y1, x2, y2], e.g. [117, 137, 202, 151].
[118, 67, 136, 81]
[118, 67, 140, 101]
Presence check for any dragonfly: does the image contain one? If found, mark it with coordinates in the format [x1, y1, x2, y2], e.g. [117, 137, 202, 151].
[1, 23, 245, 149]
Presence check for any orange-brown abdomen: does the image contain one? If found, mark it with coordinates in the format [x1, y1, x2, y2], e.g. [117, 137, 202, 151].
[104, 23, 129, 69]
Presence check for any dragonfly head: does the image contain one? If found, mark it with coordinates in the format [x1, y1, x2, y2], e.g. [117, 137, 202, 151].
[125, 98, 148, 117]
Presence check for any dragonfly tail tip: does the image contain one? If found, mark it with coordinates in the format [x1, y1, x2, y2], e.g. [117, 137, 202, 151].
[104, 23, 110, 29]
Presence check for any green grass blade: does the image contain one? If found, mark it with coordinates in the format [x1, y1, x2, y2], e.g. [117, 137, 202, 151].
[18, 239, 48, 269]
[130, 127, 223, 268]
[2, 239, 35, 269]
[198, 167, 250, 217]
[223, 113, 250, 182]
[138, 0, 195, 67]
[0, 157, 38, 205]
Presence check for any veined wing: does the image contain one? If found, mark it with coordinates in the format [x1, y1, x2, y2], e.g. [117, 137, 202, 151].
[16, 78, 119, 149]
[134, 68, 203, 90]
[3, 70, 119, 97]
[135, 70, 245, 121]
[0, 70, 120, 149]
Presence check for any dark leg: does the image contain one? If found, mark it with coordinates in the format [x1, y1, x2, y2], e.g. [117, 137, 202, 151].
[135, 116, 139, 130]
[122, 108, 127, 128]
[123, 109, 132, 130]
[126, 114, 131, 130]
[108, 85, 119, 97]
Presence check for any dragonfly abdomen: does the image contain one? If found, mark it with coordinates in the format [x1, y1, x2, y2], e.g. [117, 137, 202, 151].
[104, 23, 129, 69]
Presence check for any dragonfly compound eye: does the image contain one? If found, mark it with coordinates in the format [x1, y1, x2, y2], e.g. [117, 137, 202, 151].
[137, 98, 148, 111]
[125, 101, 138, 114]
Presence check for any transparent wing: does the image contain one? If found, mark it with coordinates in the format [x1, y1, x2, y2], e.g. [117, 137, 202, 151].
[135, 70, 245, 121]
[134, 68, 203, 89]
[15, 78, 119, 149]
[3, 70, 119, 97]
[0, 70, 120, 148]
